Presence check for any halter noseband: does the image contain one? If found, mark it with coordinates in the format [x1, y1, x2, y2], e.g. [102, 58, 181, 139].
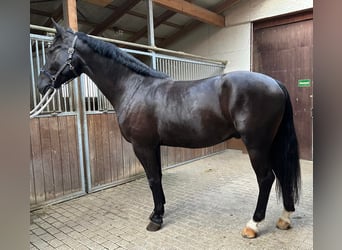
[40, 35, 78, 87]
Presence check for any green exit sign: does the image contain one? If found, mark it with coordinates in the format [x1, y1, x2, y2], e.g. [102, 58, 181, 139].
[298, 79, 311, 87]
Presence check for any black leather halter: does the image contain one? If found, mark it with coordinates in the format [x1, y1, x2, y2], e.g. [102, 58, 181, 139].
[40, 35, 78, 87]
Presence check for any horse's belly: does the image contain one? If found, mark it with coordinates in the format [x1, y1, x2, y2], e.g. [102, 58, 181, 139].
[162, 136, 233, 148]
[159, 119, 237, 148]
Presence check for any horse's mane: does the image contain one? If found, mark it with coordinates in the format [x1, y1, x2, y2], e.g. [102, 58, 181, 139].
[75, 32, 168, 79]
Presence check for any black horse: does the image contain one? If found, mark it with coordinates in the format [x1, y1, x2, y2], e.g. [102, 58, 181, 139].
[37, 22, 301, 238]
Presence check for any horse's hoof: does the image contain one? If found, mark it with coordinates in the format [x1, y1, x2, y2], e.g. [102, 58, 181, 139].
[146, 221, 162, 231]
[276, 218, 291, 230]
[241, 227, 257, 239]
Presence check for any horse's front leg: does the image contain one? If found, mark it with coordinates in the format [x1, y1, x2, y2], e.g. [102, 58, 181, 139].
[133, 144, 165, 231]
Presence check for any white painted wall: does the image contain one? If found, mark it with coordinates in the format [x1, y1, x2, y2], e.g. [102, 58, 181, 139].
[168, 0, 313, 73]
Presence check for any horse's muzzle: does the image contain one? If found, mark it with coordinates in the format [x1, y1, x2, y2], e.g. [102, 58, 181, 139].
[37, 74, 54, 95]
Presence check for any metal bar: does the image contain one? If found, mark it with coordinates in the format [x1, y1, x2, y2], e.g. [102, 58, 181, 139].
[62, 87, 68, 112]
[146, 0, 157, 69]
[155, 53, 224, 68]
[121, 48, 152, 57]
[34, 39, 45, 111]
[69, 84, 75, 111]
[97, 88, 102, 110]
[146, 0, 155, 47]
[86, 78, 91, 112]
[75, 76, 91, 193]
[151, 51, 157, 70]
[30, 33, 54, 41]
[30, 39, 37, 108]
[34, 40, 41, 85]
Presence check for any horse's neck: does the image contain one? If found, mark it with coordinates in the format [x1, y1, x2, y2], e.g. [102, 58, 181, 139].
[80, 47, 143, 112]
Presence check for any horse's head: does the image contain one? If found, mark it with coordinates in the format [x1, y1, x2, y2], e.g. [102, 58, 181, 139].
[38, 20, 81, 95]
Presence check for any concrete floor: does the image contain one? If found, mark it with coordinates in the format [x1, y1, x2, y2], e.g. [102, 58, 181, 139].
[30, 149, 313, 250]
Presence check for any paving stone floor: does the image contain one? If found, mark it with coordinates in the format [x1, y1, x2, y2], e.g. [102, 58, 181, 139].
[30, 149, 313, 250]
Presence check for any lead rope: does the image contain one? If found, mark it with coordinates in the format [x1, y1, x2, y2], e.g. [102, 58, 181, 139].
[29, 88, 57, 119]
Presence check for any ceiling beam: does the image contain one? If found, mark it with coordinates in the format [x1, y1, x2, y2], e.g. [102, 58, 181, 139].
[63, 0, 78, 30]
[160, 0, 240, 47]
[152, 0, 225, 27]
[89, 0, 140, 35]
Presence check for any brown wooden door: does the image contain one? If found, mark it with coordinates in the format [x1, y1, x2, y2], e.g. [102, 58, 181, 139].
[253, 11, 313, 160]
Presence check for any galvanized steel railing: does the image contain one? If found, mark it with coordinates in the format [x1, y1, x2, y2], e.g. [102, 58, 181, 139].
[156, 54, 224, 81]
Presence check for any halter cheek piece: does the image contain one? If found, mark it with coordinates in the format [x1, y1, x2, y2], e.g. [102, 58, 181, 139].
[40, 35, 78, 87]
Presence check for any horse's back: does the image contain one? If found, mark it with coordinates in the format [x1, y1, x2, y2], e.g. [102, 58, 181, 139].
[224, 71, 283, 94]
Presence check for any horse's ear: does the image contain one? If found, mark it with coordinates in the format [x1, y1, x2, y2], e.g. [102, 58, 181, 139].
[51, 18, 65, 37]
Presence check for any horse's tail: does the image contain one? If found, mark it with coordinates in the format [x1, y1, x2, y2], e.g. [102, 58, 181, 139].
[271, 81, 301, 205]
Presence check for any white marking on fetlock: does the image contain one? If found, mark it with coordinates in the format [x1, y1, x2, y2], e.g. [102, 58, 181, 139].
[280, 210, 292, 224]
[246, 219, 260, 233]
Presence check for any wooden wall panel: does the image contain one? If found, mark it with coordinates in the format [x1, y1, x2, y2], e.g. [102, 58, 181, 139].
[39, 118, 55, 200]
[58, 116, 72, 195]
[30, 116, 82, 207]
[30, 119, 45, 204]
[30, 147, 36, 205]
[108, 114, 124, 181]
[48, 117, 64, 197]
[66, 116, 81, 192]
[122, 137, 139, 177]
[87, 113, 144, 189]
[101, 114, 111, 183]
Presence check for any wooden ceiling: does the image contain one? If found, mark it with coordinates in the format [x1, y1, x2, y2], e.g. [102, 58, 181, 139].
[30, 0, 240, 48]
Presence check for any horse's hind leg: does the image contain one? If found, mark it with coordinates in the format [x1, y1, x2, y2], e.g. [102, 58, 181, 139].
[133, 144, 165, 231]
[273, 168, 295, 230]
[242, 147, 275, 238]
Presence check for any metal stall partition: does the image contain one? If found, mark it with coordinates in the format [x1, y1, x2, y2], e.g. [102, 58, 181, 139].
[30, 26, 227, 207]
[30, 34, 86, 209]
